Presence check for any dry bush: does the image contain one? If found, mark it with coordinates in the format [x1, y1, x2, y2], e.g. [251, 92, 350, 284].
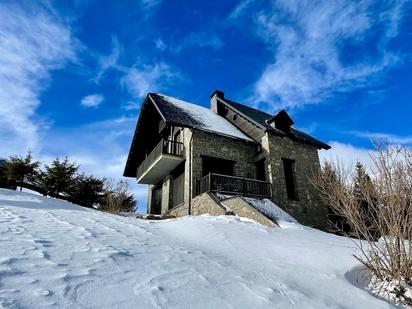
[313, 142, 412, 304]
[100, 179, 137, 214]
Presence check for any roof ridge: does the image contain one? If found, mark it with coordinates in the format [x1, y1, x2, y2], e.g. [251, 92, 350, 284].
[224, 98, 273, 118]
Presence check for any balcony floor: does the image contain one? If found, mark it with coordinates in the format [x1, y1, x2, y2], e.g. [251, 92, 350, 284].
[137, 154, 184, 184]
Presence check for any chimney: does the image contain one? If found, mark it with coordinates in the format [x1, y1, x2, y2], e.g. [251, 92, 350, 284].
[210, 90, 224, 114]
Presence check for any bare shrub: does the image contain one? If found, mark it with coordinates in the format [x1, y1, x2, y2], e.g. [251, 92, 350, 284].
[313, 142, 412, 305]
[100, 179, 137, 214]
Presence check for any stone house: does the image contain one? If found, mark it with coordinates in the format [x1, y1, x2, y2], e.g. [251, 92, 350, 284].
[123, 90, 330, 228]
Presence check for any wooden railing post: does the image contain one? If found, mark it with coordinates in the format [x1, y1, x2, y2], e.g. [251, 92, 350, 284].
[242, 177, 246, 195]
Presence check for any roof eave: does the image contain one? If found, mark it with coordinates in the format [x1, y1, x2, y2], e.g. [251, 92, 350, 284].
[217, 97, 267, 130]
[123, 94, 165, 178]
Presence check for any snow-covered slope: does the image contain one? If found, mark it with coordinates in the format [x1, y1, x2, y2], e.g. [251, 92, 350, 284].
[0, 189, 394, 308]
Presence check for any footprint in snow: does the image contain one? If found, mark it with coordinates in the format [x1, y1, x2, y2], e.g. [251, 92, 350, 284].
[35, 289, 52, 297]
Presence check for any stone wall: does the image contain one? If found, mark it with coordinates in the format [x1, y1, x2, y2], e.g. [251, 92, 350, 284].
[167, 203, 189, 217]
[191, 192, 227, 216]
[262, 133, 327, 228]
[222, 197, 278, 228]
[191, 129, 256, 196]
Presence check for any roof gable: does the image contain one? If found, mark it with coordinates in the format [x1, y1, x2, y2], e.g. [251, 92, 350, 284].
[149, 93, 252, 142]
[219, 98, 330, 150]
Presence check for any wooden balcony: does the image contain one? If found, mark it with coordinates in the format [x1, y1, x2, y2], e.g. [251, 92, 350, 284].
[136, 139, 184, 184]
[196, 173, 272, 198]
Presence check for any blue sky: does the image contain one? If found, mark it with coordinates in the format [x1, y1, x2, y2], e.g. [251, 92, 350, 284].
[1, 0, 412, 212]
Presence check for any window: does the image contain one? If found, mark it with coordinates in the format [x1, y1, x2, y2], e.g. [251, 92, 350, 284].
[174, 130, 181, 142]
[171, 163, 185, 208]
[282, 158, 298, 200]
[254, 159, 266, 181]
[151, 184, 162, 215]
[201, 156, 234, 177]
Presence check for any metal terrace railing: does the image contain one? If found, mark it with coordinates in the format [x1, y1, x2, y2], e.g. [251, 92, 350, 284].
[196, 173, 272, 198]
[136, 139, 184, 181]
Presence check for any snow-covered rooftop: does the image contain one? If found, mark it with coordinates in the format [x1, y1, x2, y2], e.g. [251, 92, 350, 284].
[150, 93, 252, 141]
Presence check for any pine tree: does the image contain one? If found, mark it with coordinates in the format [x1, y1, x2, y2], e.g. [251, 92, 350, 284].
[353, 161, 378, 238]
[320, 162, 348, 233]
[39, 157, 79, 196]
[0, 159, 9, 187]
[321, 161, 338, 183]
[4, 151, 40, 190]
[68, 173, 105, 207]
[353, 162, 369, 199]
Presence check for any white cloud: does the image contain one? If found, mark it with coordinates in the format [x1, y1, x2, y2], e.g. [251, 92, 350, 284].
[81, 94, 104, 107]
[120, 63, 180, 98]
[319, 141, 374, 172]
[139, 0, 162, 11]
[228, 0, 254, 20]
[0, 3, 75, 157]
[172, 32, 223, 54]
[351, 131, 412, 145]
[94, 37, 122, 83]
[155, 38, 166, 51]
[91, 38, 182, 100]
[122, 101, 141, 111]
[230, 0, 408, 109]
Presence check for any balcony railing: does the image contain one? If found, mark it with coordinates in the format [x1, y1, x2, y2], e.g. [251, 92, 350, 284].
[136, 139, 184, 182]
[196, 173, 272, 198]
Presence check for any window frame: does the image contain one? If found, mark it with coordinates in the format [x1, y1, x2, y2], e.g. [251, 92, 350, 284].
[282, 157, 298, 201]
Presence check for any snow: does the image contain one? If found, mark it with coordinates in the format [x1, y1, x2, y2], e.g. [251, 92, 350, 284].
[219, 195, 299, 226]
[0, 188, 396, 308]
[18, 187, 42, 196]
[158, 94, 253, 141]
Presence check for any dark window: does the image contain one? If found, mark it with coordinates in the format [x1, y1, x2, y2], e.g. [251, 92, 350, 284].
[255, 159, 266, 181]
[151, 184, 162, 215]
[174, 130, 181, 142]
[282, 158, 298, 200]
[171, 163, 185, 208]
[202, 156, 234, 177]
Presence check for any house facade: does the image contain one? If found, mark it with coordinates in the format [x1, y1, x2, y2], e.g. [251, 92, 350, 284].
[124, 90, 330, 228]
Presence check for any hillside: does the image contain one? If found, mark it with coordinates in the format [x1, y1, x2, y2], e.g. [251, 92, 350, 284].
[0, 189, 395, 308]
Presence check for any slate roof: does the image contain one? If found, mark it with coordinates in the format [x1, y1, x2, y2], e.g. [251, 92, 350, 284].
[149, 93, 252, 141]
[221, 98, 330, 150]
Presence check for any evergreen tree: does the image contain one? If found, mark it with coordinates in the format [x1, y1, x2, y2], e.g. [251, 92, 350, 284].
[39, 157, 79, 196]
[353, 161, 378, 238]
[353, 162, 371, 200]
[0, 159, 9, 187]
[319, 162, 351, 233]
[321, 161, 338, 183]
[68, 173, 105, 207]
[4, 151, 40, 190]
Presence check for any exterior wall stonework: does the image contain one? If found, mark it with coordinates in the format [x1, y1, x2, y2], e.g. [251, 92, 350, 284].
[222, 197, 278, 228]
[190, 129, 256, 197]
[143, 125, 327, 229]
[191, 193, 227, 216]
[262, 133, 327, 228]
[167, 203, 189, 217]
